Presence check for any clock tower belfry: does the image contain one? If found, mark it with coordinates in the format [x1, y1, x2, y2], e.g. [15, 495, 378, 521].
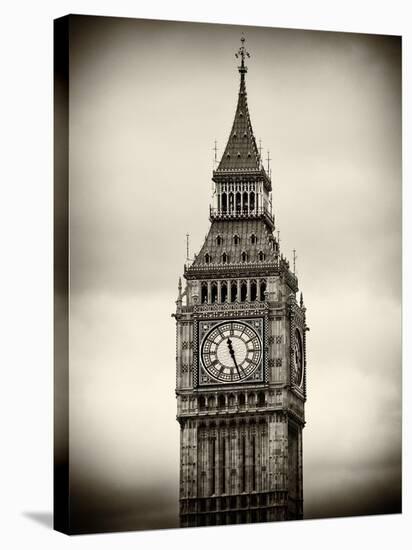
[174, 37, 307, 527]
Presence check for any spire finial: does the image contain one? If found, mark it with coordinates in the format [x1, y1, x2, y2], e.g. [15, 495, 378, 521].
[186, 233, 190, 262]
[235, 34, 250, 74]
[213, 140, 218, 165]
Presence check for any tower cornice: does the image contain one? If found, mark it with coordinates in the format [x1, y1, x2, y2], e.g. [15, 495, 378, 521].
[212, 167, 272, 192]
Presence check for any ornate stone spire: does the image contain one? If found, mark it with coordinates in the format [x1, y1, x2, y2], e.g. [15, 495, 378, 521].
[206, 37, 275, 233]
[216, 36, 264, 175]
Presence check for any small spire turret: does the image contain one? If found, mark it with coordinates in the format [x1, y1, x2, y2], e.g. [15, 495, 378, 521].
[293, 249, 297, 274]
[176, 276, 183, 310]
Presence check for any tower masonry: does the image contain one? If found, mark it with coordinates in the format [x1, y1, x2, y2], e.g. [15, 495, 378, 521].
[174, 37, 308, 528]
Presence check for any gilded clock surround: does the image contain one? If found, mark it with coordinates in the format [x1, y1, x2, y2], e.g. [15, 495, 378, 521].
[174, 37, 307, 527]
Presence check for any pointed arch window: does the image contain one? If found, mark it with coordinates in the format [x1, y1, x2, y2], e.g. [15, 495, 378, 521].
[241, 251, 247, 263]
[250, 279, 257, 301]
[222, 252, 228, 264]
[205, 253, 211, 264]
[243, 191, 248, 213]
[240, 280, 247, 302]
[211, 281, 218, 303]
[201, 282, 208, 304]
[221, 281, 228, 303]
[257, 391, 265, 407]
[233, 234, 240, 246]
[222, 193, 227, 214]
[235, 192, 241, 214]
[260, 279, 267, 301]
[250, 191, 255, 211]
[250, 234, 257, 245]
[231, 280, 238, 302]
[216, 235, 223, 246]
[258, 251, 265, 262]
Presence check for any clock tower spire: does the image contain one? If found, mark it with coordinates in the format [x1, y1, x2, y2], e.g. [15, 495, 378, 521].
[174, 37, 307, 528]
[211, 36, 273, 229]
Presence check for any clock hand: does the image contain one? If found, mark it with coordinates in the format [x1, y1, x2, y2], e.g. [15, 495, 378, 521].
[227, 338, 241, 378]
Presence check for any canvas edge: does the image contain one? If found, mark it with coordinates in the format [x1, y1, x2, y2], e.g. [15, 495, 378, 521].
[53, 14, 70, 536]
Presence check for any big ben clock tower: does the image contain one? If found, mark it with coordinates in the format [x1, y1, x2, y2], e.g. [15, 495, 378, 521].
[174, 37, 308, 527]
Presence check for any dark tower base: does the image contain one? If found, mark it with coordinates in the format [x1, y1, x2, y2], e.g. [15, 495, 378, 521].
[178, 408, 304, 527]
[181, 492, 291, 528]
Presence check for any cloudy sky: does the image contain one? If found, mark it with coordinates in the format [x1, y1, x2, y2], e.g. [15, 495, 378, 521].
[65, 15, 401, 532]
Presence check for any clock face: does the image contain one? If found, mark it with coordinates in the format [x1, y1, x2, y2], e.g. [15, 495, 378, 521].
[293, 328, 303, 387]
[200, 320, 262, 383]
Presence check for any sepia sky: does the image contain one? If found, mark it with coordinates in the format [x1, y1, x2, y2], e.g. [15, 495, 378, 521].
[66, 15, 401, 532]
